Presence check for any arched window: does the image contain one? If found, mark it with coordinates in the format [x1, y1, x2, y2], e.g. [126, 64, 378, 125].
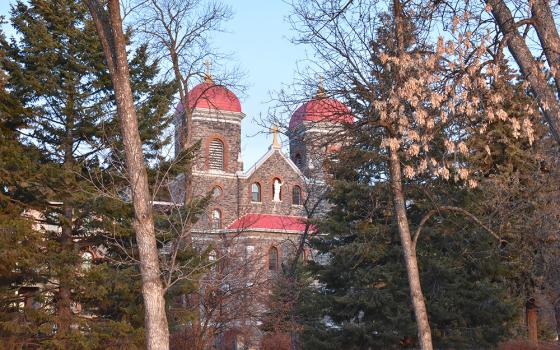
[268, 246, 278, 271]
[292, 185, 302, 205]
[211, 209, 222, 229]
[251, 183, 261, 202]
[294, 153, 303, 167]
[81, 251, 93, 271]
[209, 249, 217, 262]
[211, 186, 222, 199]
[209, 139, 224, 170]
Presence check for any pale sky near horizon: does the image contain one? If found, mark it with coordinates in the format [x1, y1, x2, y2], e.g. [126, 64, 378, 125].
[0, 0, 307, 169]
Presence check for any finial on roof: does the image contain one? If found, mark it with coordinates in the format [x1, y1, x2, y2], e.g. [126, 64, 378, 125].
[271, 125, 281, 149]
[316, 74, 325, 98]
[203, 59, 213, 83]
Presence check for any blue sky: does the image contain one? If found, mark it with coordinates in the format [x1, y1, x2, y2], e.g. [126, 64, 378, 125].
[212, 0, 306, 168]
[0, 0, 307, 169]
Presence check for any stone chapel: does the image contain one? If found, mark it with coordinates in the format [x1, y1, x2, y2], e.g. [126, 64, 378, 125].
[171, 74, 353, 349]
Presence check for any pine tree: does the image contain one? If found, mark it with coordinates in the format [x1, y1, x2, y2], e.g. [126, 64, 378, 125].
[466, 65, 560, 341]
[0, 23, 54, 349]
[290, 63, 552, 348]
[0, 0, 174, 347]
[293, 133, 521, 349]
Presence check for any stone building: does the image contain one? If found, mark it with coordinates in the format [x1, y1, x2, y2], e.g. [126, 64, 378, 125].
[171, 76, 353, 349]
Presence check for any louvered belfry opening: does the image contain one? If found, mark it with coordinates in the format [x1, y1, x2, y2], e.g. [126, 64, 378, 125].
[209, 139, 224, 170]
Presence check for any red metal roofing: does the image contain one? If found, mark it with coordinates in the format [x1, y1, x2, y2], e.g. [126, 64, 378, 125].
[289, 97, 354, 129]
[227, 213, 311, 232]
[177, 82, 241, 113]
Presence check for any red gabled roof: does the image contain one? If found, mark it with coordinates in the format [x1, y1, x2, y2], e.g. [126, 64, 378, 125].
[227, 213, 312, 232]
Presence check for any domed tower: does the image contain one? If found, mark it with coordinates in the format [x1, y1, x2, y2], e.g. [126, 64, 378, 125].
[173, 74, 245, 231]
[288, 90, 354, 175]
[174, 77, 244, 174]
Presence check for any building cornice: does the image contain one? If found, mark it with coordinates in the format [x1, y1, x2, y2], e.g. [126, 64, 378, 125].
[192, 108, 245, 125]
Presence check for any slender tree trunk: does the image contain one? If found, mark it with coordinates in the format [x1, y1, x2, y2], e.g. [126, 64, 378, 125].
[391, 0, 433, 348]
[169, 52, 194, 204]
[389, 147, 433, 350]
[531, 0, 560, 97]
[57, 203, 73, 334]
[526, 298, 538, 343]
[169, 43, 200, 345]
[57, 106, 75, 336]
[554, 298, 560, 343]
[85, 1, 169, 349]
[489, 0, 560, 144]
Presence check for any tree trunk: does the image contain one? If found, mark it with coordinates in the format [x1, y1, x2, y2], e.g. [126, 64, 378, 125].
[531, 0, 560, 97]
[85, 1, 169, 349]
[526, 298, 538, 343]
[169, 51, 194, 205]
[489, 0, 560, 144]
[388, 147, 433, 350]
[57, 202, 73, 335]
[57, 110, 75, 336]
[169, 40, 199, 346]
[391, 0, 433, 348]
[554, 298, 560, 343]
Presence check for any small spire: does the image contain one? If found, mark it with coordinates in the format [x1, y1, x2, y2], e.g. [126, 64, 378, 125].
[271, 125, 281, 149]
[316, 74, 325, 98]
[203, 59, 213, 83]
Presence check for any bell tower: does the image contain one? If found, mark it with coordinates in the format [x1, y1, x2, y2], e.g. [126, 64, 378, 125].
[288, 89, 354, 176]
[174, 74, 244, 174]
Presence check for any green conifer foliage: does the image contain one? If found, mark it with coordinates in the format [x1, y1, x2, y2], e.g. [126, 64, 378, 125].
[294, 136, 520, 349]
[290, 66, 554, 348]
[0, 1, 174, 347]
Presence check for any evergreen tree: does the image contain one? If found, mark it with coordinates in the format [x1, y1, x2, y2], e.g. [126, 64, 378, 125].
[290, 65, 549, 348]
[0, 0, 174, 348]
[0, 22, 54, 349]
[467, 65, 560, 340]
[293, 132, 521, 349]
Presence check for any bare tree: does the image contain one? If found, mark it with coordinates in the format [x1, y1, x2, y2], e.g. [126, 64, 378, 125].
[133, 0, 237, 205]
[168, 231, 270, 350]
[128, 4, 244, 346]
[84, 1, 169, 349]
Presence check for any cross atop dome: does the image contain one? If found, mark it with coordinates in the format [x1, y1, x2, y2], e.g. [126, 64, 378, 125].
[316, 74, 325, 98]
[175, 61, 242, 113]
[203, 59, 213, 83]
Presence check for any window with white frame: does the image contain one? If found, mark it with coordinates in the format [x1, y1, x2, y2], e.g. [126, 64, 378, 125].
[251, 183, 261, 202]
[209, 139, 224, 170]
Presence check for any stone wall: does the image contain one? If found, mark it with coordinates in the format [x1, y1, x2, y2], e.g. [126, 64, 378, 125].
[191, 149, 306, 231]
[191, 118, 242, 174]
[241, 150, 305, 217]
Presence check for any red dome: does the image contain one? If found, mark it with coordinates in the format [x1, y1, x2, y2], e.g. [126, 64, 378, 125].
[177, 82, 241, 113]
[289, 97, 353, 129]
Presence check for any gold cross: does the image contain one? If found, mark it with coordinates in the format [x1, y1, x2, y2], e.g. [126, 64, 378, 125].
[204, 59, 213, 82]
[271, 125, 281, 149]
[317, 74, 325, 97]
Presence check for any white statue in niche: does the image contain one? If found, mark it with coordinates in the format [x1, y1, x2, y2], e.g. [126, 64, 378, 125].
[273, 178, 282, 202]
